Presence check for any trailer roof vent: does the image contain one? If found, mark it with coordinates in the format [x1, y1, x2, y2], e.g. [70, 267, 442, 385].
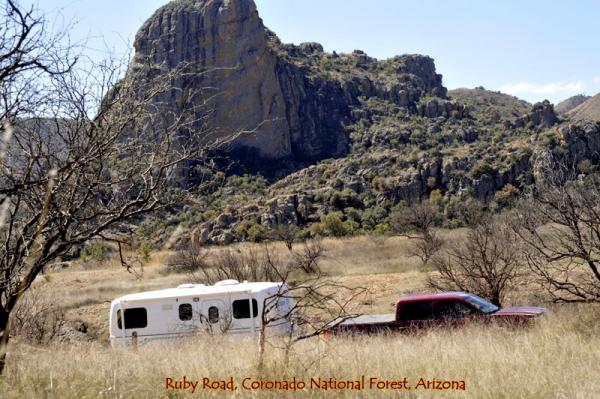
[177, 283, 205, 289]
[214, 279, 240, 287]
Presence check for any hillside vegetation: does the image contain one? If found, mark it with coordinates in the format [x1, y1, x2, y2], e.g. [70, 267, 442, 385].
[448, 87, 531, 121]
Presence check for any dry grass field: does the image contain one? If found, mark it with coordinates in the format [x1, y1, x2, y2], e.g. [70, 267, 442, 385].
[2, 234, 599, 398]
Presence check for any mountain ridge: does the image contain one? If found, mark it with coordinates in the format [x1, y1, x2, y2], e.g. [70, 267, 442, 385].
[566, 93, 600, 121]
[556, 94, 591, 114]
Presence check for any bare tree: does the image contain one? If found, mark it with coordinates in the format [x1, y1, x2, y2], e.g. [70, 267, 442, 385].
[169, 239, 324, 284]
[511, 161, 600, 302]
[391, 201, 444, 265]
[167, 239, 211, 276]
[409, 231, 445, 266]
[291, 239, 323, 274]
[255, 242, 365, 368]
[0, 1, 240, 374]
[168, 243, 285, 284]
[10, 287, 65, 345]
[428, 217, 525, 307]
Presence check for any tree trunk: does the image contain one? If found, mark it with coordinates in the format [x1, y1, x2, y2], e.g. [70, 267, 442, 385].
[0, 313, 11, 375]
[0, 295, 20, 375]
[257, 325, 266, 371]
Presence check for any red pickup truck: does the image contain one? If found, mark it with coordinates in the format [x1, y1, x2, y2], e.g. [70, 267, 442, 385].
[328, 291, 546, 335]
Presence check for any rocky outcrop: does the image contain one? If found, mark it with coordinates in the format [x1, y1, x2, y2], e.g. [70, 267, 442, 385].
[515, 100, 559, 128]
[125, 0, 452, 173]
[448, 88, 531, 122]
[417, 98, 469, 119]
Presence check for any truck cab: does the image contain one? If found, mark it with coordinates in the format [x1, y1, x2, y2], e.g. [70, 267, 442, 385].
[329, 291, 546, 335]
[395, 292, 545, 329]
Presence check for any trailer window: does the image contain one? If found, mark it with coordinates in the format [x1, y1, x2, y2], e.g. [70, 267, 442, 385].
[179, 304, 193, 321]
[232, 299, 258, 319]
[117, 307, 147, 329]
[208, 306, 219, 323]
[399, 301, 434, 320]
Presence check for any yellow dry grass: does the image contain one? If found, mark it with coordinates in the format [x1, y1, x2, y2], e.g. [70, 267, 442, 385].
[2, 304, 599, 398]
[4, 233, 599, 398]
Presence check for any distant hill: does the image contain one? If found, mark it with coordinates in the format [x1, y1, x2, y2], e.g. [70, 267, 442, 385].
[556, 94, 590, 115]
[567, 93, 600, 121]
[448, 87, 530, 122]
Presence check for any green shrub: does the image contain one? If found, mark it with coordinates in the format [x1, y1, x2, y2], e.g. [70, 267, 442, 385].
[577, 160, 594, 174]
[329, 189, 362, 209]
[344, 219, 360, 235]
[81, 241, 111, 262]
[372, 176, 386, 191]
[247, 223, 266, 242]
[429, 189, 444, 204]
[360, 206, 388, 230]
[471, 162, 498, 179]
[344, 207, 362, 223]
[427, 176, 437, 189]
[138, 241, 153, 264]
[320, 212, 348, 237]
[372, 223, 390, 235]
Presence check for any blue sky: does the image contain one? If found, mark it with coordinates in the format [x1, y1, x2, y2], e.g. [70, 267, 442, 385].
[23, 0, 600, 104]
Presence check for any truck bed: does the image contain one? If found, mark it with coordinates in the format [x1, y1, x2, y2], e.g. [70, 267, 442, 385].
[340, 314, 396, 325]
[330, 313, 399, 335]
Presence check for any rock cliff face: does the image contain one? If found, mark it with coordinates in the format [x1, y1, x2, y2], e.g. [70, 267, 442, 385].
[126, 0, 450, 168]
[130, 0, 294, 159]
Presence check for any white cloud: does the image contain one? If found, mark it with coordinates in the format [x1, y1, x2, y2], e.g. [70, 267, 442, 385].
[593, 76, 600, 84]
[500, 81, 585, 96]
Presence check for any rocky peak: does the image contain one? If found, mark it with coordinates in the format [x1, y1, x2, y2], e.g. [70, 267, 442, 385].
[129, 0, 295, 160]
[132, 0, 263, 69]
[391, 54, 447, 98]
[124, 0, 451, 176]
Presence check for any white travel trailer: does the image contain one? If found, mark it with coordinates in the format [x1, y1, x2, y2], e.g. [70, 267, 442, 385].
[109, 280, 293, 347]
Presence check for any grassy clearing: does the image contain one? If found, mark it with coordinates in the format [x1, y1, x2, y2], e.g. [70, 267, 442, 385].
[5, 233, 599, 398]
[2, 304, 599, 398]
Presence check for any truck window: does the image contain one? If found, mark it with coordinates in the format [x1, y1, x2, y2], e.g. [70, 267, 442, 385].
[399, 301, 434, 320]
[465, 295, 499, 314]
[117, 307, 147, 329]
[179, 304, 193, 321]
[438, 300, 473, 318]
[208, 306, 219, 323]
[232, 299, 258, 319]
